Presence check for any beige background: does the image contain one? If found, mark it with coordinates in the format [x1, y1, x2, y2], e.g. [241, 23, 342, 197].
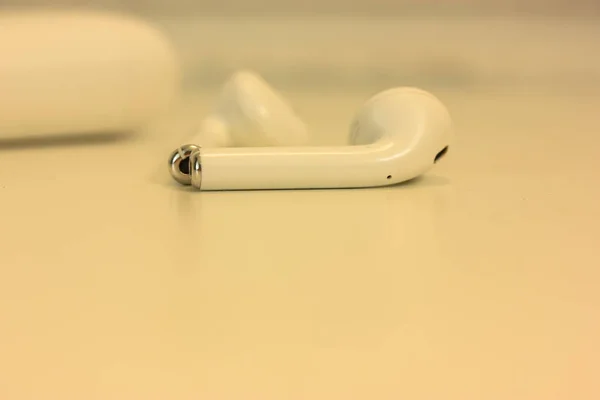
[1, 10, 599, 400]
[3, 0, 600, 15]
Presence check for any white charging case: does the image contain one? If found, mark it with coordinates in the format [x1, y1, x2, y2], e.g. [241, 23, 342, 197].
[0, 10, 181, 138]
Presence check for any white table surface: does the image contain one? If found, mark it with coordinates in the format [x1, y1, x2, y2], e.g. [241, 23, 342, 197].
[1, 16, 599, 400]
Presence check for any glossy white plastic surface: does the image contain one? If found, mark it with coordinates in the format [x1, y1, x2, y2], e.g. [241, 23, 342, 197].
[199, 88, 452, 190]
[192, 70, 308, 147]
[0, 11, 180, 138]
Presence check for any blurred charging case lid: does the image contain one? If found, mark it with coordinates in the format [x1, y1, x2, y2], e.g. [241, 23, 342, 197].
[0, 10, 181, 138]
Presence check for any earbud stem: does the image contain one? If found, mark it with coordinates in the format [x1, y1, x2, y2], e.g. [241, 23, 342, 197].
[190, 141, 425, 190]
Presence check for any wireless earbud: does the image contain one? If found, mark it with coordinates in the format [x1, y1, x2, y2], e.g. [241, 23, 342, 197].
[190, 70, 308, 147]
[169, 87, 453, 190]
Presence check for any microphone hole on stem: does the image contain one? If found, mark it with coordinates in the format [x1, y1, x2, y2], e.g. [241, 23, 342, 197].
[387, 175, 392, 180]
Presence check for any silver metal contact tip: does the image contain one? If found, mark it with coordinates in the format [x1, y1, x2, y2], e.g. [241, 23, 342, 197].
[168, 144, 200, 185]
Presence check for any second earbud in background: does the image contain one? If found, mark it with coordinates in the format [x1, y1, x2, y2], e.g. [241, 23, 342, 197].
[188, 70, 309, 148]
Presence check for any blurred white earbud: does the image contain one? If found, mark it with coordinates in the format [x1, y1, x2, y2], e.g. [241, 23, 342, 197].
[192, 70, 308, 147]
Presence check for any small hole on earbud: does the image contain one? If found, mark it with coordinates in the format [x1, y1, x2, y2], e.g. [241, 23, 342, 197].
[387, 175, 392, 180]
[178, 157, 190, 175]
[434, 146, 449, 163]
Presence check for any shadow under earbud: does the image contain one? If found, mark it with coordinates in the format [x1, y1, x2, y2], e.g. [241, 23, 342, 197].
[0, 131, 135, 151]
[387, 174, 450, 189]
[157, 173, 449, 195]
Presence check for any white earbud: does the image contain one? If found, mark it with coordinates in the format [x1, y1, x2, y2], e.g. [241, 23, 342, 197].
[191, 70, 308, 148]
[169, 87, 453, 190]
